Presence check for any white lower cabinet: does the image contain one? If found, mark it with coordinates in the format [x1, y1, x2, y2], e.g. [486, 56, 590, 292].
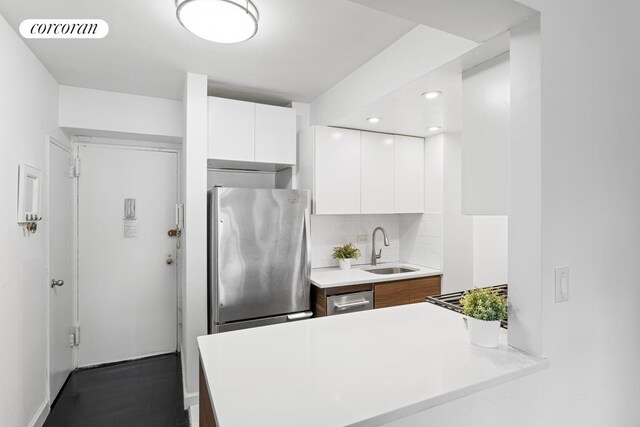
[298, 126, 424, 214]
[361, 132, 395, 214]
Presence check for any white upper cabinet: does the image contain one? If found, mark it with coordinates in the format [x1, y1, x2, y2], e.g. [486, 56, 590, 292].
[361, 132, 395, 214]
[208, 97, 296, 167]
[254, 103, 296, 165]
[394, 135, 425, 213]
[208, 97, 255, 162]
[313, 126, 361, 215]
[297, 126, 425, 215]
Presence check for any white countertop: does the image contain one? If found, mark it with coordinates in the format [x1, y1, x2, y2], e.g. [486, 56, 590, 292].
[198, 302, 547, 427]
[311, 262, 442, 288]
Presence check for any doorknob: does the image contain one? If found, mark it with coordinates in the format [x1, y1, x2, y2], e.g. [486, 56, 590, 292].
[51, 279, 64, 288]
[166, 255, 174, 265]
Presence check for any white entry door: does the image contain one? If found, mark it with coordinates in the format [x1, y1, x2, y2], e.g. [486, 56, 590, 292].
[48, 138, 75, 401]
[77, 144, 178, 367]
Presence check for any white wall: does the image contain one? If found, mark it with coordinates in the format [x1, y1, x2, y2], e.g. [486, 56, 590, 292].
[0, 13, 67, 427]
[461, 54, 510, 215]
[441, 133, 474, 292]
[507, 15, 543, 357]
[207, 170, 276, 189]
[399, 214, 442, 269]
[518, 2, 640, 424]
[418, 2, 640, 425]
[180, 73, 208, 406]
[311, 215, 400, 268]
[442, 131, 508, 292]
[59, 86, 183, 143]
[473, 216, 508, 286]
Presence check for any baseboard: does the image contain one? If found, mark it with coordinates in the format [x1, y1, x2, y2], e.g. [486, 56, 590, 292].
[182, 351, 199, 409]
[184, 391, 199, 409]
[28, 400, 49, 427]
[189, 404, 200, 427]
[78, 350, 175, 370]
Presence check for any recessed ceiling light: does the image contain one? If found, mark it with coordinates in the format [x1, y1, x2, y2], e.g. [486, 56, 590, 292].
[422, 91, 442, 100]
[428, 126, 441, 132]
[367, 117, 381, 124]
[176, 0, 259, 44]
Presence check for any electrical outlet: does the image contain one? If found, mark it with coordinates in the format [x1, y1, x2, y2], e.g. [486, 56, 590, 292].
[357, 235, 367, 244]
[555, 267, 569, 303]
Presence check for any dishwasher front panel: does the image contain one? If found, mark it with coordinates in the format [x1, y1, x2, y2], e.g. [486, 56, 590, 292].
[326, 291, 373, 316]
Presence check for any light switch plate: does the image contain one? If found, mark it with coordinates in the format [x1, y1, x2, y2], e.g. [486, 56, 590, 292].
[555, 267, 570, 303]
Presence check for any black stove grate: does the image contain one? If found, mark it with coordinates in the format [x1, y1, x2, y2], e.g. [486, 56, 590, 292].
[426, 284, 508, 329]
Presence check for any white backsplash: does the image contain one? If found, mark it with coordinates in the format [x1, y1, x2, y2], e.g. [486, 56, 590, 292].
[399, 213, 443, 270]
[310, 215, 401, 268]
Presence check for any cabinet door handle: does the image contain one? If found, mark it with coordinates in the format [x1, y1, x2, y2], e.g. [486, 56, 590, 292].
[334, 299, 370, 310]
[51, 279, 64, 288]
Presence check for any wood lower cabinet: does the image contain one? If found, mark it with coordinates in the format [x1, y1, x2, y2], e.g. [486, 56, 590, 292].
[312, 275, 442, 316]
[373, 280, 411, 308]
[200, 361, 217, 427]
[374, 276, 442, 309]
[408, 276, 442, 304]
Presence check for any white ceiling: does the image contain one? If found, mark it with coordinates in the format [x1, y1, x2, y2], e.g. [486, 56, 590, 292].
[0, 0, 416, 103]
[348, 0, 536, 42]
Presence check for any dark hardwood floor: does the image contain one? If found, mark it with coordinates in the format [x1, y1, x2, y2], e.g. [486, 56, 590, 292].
[44, 353, 190, 427]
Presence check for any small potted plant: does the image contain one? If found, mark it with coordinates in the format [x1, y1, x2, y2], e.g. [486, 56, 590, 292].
[460, 288, 508, 348]
[332, 243, 361, 270]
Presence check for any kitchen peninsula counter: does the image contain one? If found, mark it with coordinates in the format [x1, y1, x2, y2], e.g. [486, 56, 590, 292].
[197, 302, 547, 427]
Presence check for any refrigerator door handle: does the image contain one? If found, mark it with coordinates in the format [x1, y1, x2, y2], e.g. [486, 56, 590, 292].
[287, 311, 313, 321]
[304, 208, 311, 285]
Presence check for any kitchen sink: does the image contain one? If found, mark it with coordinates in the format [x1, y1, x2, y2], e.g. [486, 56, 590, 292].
[364, 267, 418, 275]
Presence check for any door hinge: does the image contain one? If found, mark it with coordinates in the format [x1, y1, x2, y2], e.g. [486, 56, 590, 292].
[70, 156, 80, 178]
[73, 324, 80, 346]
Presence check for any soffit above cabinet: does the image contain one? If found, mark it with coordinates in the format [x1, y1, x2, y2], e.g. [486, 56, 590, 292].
[331, 32, 510, 138]
[332, 60, 462, 138]
[348, 0, 536, 43]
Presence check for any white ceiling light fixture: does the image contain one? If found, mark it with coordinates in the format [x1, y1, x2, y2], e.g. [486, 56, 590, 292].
[176, 0, 259, 44]
[422, 91, 442, 100]
[428, 126, 442, 132]
[367, 117, 381, 124]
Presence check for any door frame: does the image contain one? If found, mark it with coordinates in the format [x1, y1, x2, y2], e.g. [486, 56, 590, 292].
[72, 138, 182, 365]
[45, 134, 75, 404]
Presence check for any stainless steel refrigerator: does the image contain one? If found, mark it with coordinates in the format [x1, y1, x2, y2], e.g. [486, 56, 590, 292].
[208, 187, 312, 333]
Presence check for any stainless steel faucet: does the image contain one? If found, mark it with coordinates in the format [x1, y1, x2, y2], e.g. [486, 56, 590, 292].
[371, 226, 390, 265]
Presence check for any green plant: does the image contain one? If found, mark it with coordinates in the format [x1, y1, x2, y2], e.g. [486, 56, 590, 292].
[460, 288, 508, 321]
[331, 243, 361, 260]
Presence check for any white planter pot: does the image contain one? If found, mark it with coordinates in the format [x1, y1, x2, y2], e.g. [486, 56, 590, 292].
[338, 259, 352, 270]
[466, 317, 501, 348]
